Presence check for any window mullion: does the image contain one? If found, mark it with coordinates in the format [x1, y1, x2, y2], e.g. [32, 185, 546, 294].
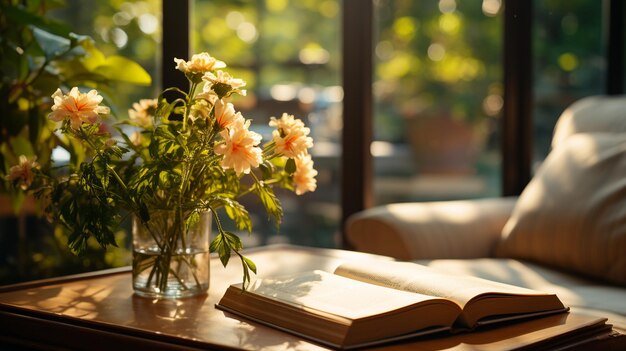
[503, 0, 533, 196]
[161, 0, 190, 91]
[605, 0, 625, 95]
[341, 0, 374, 248]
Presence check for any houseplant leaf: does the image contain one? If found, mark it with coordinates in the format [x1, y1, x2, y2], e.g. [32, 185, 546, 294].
[93, 56, 152, 86]
[31, 27, 70, 59]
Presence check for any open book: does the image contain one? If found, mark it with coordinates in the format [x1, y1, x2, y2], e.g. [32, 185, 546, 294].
[216, 260, 568, 349]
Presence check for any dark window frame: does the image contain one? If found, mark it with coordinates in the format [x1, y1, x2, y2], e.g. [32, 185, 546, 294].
[163, 0, 625, 248]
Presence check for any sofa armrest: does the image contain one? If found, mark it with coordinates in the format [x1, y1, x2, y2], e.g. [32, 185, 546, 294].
[345, 197, 517, 260]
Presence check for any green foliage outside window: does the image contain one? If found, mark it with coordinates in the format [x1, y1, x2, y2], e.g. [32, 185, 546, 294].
[0, 0, 152, 284]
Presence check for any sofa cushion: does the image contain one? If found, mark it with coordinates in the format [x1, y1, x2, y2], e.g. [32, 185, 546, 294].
[552, 95, 626, 148]
[496, 133, 626, 286]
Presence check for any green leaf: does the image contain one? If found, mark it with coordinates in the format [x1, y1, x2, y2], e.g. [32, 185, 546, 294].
[255, 183, 284, 223]
[80, 42, 106, 71]
[209, 233, 222, 252]
[224, 231, 243, 251]
[155, 99, 174, 122]
[93, 56, 152, 86]
[10, 136, 35, 157]
[243, 256, 257, 274]
[285, 158, 296, 174]
[158, 170, 173, 186]
[32, 27, 71, 59]
[210, 233, 231, 267]
[186, 211, 200, 231]
[212, 197, 252, 232]
[241, 262, 251, 289]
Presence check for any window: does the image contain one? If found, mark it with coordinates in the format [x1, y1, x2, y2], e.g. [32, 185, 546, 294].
[1, 0, 623, 284]
[342, 0, 625, 221]
[373, 0, 503, 204]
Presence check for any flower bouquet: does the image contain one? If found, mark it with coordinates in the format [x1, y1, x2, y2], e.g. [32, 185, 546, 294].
[7, 52, 317, 298]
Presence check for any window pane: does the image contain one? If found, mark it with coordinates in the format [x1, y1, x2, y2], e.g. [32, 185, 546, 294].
[192, 0, 341, 247]
[532, 1, 604, 165]
[373, 0, 503, 204]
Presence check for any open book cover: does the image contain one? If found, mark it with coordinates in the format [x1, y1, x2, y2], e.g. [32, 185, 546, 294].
[216, 260, 571, 349]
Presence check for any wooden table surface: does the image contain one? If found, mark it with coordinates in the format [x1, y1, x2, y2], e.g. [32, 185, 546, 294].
[0, 244, 624, 350]
[0, 244, 391, 350]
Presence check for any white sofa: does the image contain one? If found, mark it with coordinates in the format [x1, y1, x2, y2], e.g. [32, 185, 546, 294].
[346, 95, 626, 333]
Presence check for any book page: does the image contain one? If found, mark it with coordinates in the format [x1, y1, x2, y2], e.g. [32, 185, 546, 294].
[245, 270, 456, 320]
[334, 260, 550, 307]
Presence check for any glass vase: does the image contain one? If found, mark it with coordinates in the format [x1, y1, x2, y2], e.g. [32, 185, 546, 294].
[132, 209, 211, 298]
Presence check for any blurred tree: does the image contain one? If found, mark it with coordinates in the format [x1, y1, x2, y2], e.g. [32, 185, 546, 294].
[374, 1, 502, 144]
[533, 0, 603, 161]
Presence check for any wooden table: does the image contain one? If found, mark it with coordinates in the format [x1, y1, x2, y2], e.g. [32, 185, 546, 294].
[0, 245, 391, 350]
[0, 244, 624, 350]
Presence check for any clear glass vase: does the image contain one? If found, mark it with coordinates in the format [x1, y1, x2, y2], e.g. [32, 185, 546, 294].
[132, 209, 211, 298]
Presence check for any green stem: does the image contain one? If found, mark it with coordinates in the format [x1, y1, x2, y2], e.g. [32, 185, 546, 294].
[168, 266, 190, 290]
[181, 255, 202, 288]
[158, 212, 180, 292]
[250, 171, 264, 188]
[236, 185, 255, 199]
[182, 82, 198, 132]
[210, 208, 255, 289]
[211, 207, 226, 234]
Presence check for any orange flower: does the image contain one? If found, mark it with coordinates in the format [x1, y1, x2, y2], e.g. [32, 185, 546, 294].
[214, 119, 262, 176]
[214, 99, 243, 129]
[270, 113, 313, 158]
[128, 99, 157, 128]
[204, 70, 247, 96]
[48, 88, 110, 129]
[174, 52, 226, 74]
[293, 155, 317, 195]
[6, 155, 39, 190]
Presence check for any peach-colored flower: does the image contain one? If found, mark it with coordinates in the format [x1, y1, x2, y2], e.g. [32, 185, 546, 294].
[204, 70, 247, 96]
[293, 155, 317, 195]
[128, 99, 157, 128]
[214, 119, 262, 176]
[6, 155, 39, 190]
[48, 88, 110, 129]
[213, 99, 243, 129]
[174, 52, 226, 74]
[269, 113, 304, 135]
[270, 113, 313, 158]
